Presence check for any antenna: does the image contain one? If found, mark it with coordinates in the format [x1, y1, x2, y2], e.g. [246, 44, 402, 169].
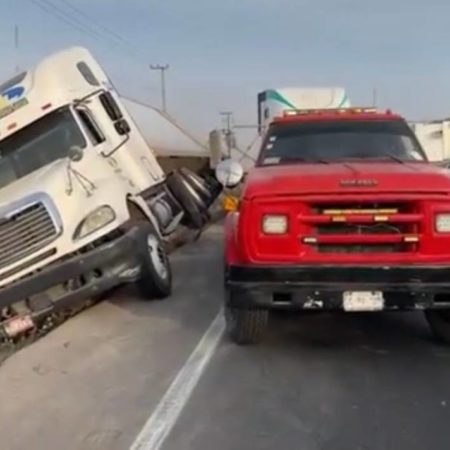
[372, 87, 378, 107]
[150, 64, 170, 112]
[14, 24, 20, 73]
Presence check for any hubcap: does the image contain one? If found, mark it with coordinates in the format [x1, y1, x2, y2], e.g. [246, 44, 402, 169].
[146, 235, 168, 280]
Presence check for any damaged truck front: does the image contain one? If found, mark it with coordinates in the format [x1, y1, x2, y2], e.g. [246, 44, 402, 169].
[0, 46, 220, 339]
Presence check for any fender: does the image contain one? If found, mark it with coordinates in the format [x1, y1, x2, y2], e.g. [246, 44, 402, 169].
[127, 194, 162, 237]
[224, 212, 242, 266]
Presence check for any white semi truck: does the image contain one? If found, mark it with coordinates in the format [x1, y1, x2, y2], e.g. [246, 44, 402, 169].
[257, 87, 350, 133]
[0, 46, 220, 338]
[410, 120, 450, 162]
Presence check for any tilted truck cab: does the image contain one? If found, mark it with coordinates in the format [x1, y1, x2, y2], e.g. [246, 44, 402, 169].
[219, 107, 450, 345]
[0, 46, 220, 339]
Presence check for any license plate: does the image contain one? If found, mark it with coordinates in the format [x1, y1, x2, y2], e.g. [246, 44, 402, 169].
[3, 315, 35, 338]
[343, 291, 384, 312]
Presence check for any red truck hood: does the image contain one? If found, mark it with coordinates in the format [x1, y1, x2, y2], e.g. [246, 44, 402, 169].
[243, 162, 450, 199]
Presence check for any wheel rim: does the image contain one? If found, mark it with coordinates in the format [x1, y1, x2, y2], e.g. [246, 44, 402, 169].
[146, 235, 168, 280]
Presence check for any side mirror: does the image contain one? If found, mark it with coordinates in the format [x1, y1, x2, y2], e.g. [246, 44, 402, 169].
[215, 159, 244, 187]
[99, 91, 123, 121]
[68, 145, 84, 162]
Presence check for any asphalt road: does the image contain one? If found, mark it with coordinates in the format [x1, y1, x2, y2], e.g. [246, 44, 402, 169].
[1, 223, 450, 450]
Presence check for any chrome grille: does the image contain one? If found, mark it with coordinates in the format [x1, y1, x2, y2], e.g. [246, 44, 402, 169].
[0, 202, 58, 270]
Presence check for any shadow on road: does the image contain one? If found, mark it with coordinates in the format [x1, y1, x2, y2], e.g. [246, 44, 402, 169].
[166, 310, 450, 450]
[265, 310, 439, 354]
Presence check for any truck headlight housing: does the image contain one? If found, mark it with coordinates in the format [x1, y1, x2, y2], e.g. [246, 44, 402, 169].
[436, 214, 450, 233]
[73, 206, 116, 240]
[262, 214, 288, 235]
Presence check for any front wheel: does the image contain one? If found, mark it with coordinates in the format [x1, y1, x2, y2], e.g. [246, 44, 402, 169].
[425, 310, 450, 344]
[225, 304, 268, 345]
[136, 226, 172, 300]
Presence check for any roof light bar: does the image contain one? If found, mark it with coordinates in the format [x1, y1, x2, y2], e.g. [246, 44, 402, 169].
[282, 107, 379, 117]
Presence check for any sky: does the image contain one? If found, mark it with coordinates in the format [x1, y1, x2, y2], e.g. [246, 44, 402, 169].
[2, 0, 450, 146]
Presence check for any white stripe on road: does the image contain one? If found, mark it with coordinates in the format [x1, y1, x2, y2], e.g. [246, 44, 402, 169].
[130, 310, 225, 450]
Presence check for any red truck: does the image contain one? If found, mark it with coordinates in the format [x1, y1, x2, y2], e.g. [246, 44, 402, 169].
[218, 107, 450, 345]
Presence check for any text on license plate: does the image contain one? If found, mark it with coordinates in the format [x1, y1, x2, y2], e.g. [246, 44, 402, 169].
[343, 291, 384, 312]
[3, 315, 35, 338]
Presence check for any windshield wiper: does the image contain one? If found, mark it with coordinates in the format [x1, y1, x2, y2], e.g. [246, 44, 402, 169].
[289, 157, 330, 164]
[378, 154, 405, 164]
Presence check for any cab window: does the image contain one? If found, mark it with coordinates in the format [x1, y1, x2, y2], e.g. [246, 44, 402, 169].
[76, 108, 105, 145]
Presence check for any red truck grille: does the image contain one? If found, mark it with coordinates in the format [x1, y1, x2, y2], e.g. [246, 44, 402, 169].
[300, 201, 422, 254]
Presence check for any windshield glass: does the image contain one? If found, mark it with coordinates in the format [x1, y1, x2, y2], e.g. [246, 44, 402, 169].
[258, 119, 427, 165]
[0, 107, 86, 189]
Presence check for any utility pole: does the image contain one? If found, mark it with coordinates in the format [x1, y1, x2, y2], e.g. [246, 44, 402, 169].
[220, 111, 233, 133]
[150, 64, 169, 112]
[220, 111, 234, 157]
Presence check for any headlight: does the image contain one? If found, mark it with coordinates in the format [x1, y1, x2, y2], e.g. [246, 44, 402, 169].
[73, 205, 116, 240]
[262, 214, 288, 234]
[436, 214, 450, 233]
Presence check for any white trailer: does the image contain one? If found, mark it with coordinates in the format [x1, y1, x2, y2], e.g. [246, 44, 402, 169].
[122, 97, 212, 175]
[0, 46, 219, 338]
[410, 120, 450, 162]
[257, 87, 350, 133]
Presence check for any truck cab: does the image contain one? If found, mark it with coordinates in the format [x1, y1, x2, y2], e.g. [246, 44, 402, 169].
[0, 46, 219, 339]
[218, 107, 450, 345]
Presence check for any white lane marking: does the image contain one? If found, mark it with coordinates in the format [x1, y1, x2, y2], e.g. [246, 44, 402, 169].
[130, 310, 225, 450]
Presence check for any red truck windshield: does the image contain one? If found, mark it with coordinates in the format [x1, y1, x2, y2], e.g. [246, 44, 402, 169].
[258, 119, 427, 165]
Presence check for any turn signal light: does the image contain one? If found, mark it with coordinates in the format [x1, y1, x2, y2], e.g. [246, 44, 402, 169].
[403, 236, 419, 243]
[222, 195, 239, 212]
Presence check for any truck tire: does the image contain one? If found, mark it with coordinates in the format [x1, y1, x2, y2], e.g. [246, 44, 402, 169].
[136, 224, 172, 299]
[225, 304, 268, 345]
[425, 310, 450, 344]
[179, 168, 221, 208]
[166, 172, 207, 229]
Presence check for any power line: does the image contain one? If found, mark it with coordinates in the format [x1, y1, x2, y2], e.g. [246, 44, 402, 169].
[27, 0, 107, 42]
[26, 0, 146, 64]
[55, 0, 143, 56]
